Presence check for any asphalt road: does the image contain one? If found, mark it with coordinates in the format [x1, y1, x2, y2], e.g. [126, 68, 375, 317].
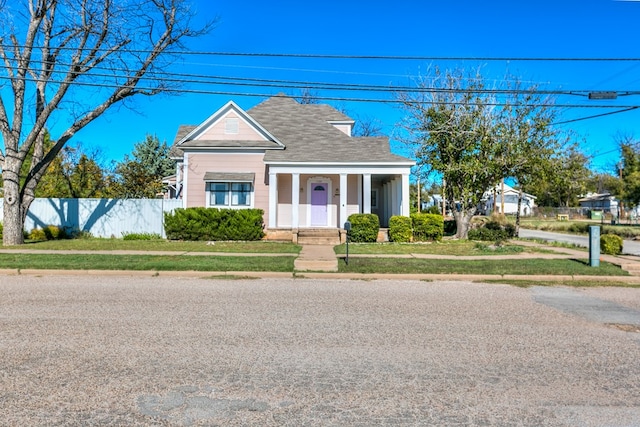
[1, 274, 639, 426]
[519, 228, 640, 256]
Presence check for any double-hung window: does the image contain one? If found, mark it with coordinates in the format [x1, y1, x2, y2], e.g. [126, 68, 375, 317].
[206, 181, 253, 207]
[204, 172, 254, 208]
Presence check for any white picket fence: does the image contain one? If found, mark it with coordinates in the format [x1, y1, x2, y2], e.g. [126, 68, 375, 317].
[0, 198, 183, 238]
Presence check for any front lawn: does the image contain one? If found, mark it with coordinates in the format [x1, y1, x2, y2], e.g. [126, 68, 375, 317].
[0, 239, 301, 253]
[335, 240, 556, 256]
[0, 254, 296, 272]
[337, 258, 628, 276]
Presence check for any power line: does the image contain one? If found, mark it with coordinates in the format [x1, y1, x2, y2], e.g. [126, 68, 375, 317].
[1, 75, 640, 109]
[551, 107, 640, 125]
[2, 45, 640, 61]
[1, 62, 639, 99]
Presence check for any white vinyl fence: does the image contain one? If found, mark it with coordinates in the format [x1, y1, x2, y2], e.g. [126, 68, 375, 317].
[0, 198, 182, 238]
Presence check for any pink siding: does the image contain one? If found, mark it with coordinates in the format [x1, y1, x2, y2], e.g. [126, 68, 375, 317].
[199, 111, 266, 141]
[331, 123, 352, 136]
[185, 152, 270, 225]
[277, 174, 292, 227]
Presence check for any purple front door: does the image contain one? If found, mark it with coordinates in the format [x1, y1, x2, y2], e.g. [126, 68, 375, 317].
[310, 183, 328, 226]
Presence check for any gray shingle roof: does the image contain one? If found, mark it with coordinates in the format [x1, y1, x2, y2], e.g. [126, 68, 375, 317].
[169, 125, 195, 158]
[248, 95, 412, 164]
[170, 95, 413, 165]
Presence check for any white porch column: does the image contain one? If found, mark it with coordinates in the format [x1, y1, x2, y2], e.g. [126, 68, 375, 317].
[382, 182, 393, 224]
[391, 178, 398, 216]
[339, 173, 348, 227]
[291, 173, 300, 228]
[357, 175, 363, 213]
[363, 173, 372, 214]
[401, 173, 410, 216]
[268, 172, 278, 228]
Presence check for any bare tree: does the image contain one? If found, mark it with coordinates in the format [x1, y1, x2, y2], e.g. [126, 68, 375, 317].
[294, 87, 320, 104]
[353, 114, 384, 137]
[0, 0, 213, 245]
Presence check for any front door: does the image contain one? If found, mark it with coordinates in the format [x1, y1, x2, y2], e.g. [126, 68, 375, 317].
[310, 183, 328, 226]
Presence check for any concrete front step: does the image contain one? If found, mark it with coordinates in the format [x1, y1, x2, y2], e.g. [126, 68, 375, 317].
[296, 228, 341, 245]
[298, 237, 341, 245]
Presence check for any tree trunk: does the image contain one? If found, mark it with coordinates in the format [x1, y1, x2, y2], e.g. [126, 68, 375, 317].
[2, 173, 25, 246]
[515, 189, 523, 237]
[453, 209, 475, 239]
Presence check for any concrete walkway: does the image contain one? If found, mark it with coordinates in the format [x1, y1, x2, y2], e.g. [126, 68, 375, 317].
[293, 245, 338, 272]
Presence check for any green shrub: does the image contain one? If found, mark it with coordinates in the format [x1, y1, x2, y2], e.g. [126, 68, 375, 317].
[164, 208, 265, 241]
[411, 213, 444, 242]
[28, 228, 47, 241]
[468, 219, 516, 243]
[347, 213, 380, 243]
[388, 215, 412, 243]
[122, 232, 163, 240]
[600, 233, 623, 255]
[568, 223, 589, 233]
[42, 225, 64, 240]
[0, 222, 3, 240]
[424, 205, 442, 215]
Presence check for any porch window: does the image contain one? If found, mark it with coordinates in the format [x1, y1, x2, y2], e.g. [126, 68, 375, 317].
[206, 182, 252, 207]
[371, 189, 379, 209]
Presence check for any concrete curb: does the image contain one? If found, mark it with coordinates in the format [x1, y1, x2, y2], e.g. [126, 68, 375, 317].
[2, 269, 640, 284]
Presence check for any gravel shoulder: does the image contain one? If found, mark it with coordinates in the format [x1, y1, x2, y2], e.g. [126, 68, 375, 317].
[0, 275, 639, 426]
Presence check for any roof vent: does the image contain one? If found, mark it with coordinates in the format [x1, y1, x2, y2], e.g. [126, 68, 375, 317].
[225, 118, 239, 134]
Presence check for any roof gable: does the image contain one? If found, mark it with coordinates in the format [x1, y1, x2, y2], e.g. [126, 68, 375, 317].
[177, 101, 284, 149]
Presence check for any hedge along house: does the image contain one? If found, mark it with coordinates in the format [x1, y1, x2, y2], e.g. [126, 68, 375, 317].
[170, 94, 414, 241]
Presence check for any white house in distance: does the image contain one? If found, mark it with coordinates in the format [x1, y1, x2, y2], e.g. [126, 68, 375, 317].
[578, 193, 619, 217]
[480, 182, 536, 216]
[169, 94, 414, 240]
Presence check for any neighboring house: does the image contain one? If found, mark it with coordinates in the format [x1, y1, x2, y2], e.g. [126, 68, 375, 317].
[480, 183, 536, 216]
[579, 193, 619, 216]
[169, 95, 414, 237]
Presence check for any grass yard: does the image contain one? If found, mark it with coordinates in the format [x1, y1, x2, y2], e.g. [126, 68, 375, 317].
[337, 257, 628, 276]
[0, 254, 295, 272]
[0, 239, 301, 253]
[335, 240, 559, 256]
[519, 218, 640, 239]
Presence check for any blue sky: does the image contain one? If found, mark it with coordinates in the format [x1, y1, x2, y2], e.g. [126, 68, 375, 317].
[72, 0, 640, 174]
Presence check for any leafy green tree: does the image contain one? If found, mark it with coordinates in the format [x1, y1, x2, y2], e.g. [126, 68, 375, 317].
[590, 172, 622, 196]
[618, 135, 640, 209]
[493, 78, 566, 233]
[398, 68, 563, 238]
[20, 133, 115, 198]
[37, 146, 115, 198]
[113, 134, 174, 198]
[526, 145, 592, 207]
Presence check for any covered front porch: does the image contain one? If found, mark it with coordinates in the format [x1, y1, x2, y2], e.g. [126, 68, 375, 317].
[266, 165, 411, 231]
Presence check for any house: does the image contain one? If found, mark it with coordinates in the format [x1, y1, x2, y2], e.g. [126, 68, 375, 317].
[480, 183, 536, 216]
[578, 193, 619, 217]
[169, 95, 414, 240]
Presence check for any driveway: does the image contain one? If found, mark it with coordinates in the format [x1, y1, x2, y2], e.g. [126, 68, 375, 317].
[519, 228, 640, 256]
[1, 275, 639, 426]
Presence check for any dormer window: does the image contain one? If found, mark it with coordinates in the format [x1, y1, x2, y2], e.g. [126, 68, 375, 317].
[225, 118, 239, 134]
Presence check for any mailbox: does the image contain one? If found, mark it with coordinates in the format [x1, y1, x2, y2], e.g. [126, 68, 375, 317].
[344, 221, 351, 232]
